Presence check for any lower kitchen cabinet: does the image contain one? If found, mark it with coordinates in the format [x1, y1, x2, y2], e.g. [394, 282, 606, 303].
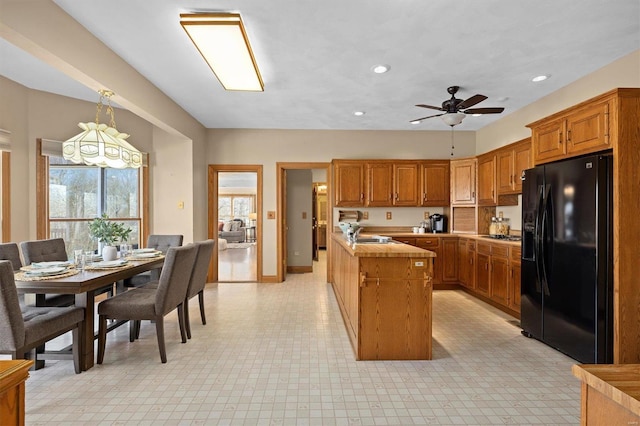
[441, 239, 458, 282]
[508, 247, 522, 314]
[475, 240, 519, 315]
[476, 251, 491, 296]
[415, 237, 441, 284]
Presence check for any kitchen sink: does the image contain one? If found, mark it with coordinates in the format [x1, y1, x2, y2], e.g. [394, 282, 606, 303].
[354, 238, 396, 244]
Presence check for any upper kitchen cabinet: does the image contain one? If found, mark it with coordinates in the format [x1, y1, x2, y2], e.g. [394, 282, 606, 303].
[450, 158, 476, 205]
[333, 160, 365, 207]
[529, 92, 615, 165]
[393, 162, 420, 206]
[420, 161, 450, 207]
[497, 138, 531, 195]
[366, 162, 393, 206]
[477, 153, 497, 206]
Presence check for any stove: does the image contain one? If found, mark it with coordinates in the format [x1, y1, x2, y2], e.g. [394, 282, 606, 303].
[482, 235, 522, 242]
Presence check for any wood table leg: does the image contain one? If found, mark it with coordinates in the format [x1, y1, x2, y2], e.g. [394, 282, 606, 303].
[75, 291, 95, 371]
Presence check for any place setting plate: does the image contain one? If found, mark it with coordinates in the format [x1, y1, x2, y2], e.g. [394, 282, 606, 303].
[130, 249, 162, 259]
[24, 266, 68, 277]
[27, 261, 73, 269]
[89, 259, 129, 269]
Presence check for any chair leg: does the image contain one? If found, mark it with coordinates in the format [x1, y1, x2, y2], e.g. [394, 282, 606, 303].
[129, 320, 137, 342]
[184, 299, 192, 340]
[177, 303, 187, 344]
[135, 320, 141, 339]
[155, 316, 167, 363]
[72, 324, 81, 374]
[198, 290, 206, 325]
[97, 315, 108, 364]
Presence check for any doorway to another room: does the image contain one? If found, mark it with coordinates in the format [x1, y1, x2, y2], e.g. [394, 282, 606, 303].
[208, 165, 262, 282]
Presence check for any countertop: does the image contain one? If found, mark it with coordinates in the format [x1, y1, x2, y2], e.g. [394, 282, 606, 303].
[572, 364, 640, 416]
[367, 231, 522, 247]
[331, 233, 437, 258]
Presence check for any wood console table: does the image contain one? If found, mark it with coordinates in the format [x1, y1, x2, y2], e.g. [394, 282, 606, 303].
[0, 360, 34, 426]
[572, 364, 640, 425]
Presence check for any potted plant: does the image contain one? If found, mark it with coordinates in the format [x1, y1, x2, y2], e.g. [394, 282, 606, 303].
[88, 213, 132, 261]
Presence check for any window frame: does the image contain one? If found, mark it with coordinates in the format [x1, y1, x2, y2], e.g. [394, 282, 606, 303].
[36, 138, 149, 246]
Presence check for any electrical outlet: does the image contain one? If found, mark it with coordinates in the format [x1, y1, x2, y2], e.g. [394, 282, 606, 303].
[294, 251, 300, 256]
[424, 211, 430, 219]
[386, 212, 392, 220]
[362, 211, 369, 220]
[302, 212, 307, 219]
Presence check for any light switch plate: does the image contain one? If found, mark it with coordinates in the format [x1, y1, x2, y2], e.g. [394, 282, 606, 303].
[362, 211, 369, 220]
[267, 211, 276, 219]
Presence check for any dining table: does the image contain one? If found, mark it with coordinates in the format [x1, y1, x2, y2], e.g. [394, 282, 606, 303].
[14, 256, 165, 371]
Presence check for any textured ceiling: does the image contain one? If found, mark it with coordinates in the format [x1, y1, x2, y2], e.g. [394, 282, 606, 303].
[1, 0, 639, 131]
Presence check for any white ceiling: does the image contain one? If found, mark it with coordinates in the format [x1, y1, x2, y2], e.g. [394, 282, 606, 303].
[1, 0, 639, 131]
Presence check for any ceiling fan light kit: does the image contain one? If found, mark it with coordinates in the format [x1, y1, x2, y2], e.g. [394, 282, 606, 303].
[410, 85, 505, 127]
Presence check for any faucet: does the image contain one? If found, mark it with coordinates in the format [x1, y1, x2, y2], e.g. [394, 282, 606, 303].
[346, 226, 362, 243]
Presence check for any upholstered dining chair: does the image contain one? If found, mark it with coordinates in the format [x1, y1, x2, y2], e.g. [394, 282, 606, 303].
[0, 242, 23, 272]
[19, 238, 74, 307]
[183, 239, 215, 339]
[97, 244, 197, 364]
[0, 261, 85, 374]
[123, 234, 184, 288]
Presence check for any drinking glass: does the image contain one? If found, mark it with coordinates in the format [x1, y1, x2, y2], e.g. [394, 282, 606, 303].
[74, 249, 83, 266]
[120, 243, 130, 258]
[83, 251, 94, 270]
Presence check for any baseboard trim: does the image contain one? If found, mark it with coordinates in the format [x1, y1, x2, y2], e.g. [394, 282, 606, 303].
[287, 266, 313, 274]
[260, 275, 280, 283]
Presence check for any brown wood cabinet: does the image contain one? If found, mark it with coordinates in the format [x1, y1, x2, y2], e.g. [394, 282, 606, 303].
[334, 161, 365, 206]
[489, 245, 509, 306]
[366, 162, 393, 206]
[421, 161, 450, 206]
[0, 360, 33, 426]
[441, 238, 458, 282]
[497, 138, 531, 195]
[475, 241, 516, 310]
[393, 162, 420, 206]
[477, 153, 497, 206]
[508, 246, 521, 314]
[531, 118, 566, 164]
[450, 158, 476, 205]
[476, 249, 491, 296]
[415, 237, 441, 284]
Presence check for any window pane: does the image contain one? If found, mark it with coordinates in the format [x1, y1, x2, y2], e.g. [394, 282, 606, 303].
[105, 168, 139, 218]
[219, 197, 232, 221]
[233, 197, 252, 223]
[50, 220, 140, 258]
[49, 166, 100, 218]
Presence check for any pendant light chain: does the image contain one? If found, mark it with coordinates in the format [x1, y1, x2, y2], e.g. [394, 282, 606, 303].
[450, 126, 455, 157]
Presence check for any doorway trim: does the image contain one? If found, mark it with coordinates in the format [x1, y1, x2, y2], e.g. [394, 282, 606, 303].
[276, 162, 332, 282]
[208, 164, 263, 282]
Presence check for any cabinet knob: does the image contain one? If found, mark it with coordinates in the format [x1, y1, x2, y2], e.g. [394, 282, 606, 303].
[567, 129, 571, 142]
[558, 130, 563, 143]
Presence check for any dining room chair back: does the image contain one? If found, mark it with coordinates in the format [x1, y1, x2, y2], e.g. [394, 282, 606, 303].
[97, 244, 197, 364]
[0, 242, 23, 271]
[18, 238, 74, 307]
[0, 260, 85, 373]
[184, 239, 215, 339]
[123, 234, 184, 288]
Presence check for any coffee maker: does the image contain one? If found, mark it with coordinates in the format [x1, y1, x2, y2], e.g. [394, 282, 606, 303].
[429, 214, 447, 233]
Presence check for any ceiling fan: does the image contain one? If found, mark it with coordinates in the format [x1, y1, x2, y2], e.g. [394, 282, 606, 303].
[411, 86, 505, 126]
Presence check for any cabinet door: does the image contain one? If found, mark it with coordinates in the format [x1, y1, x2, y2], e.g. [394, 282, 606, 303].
[415, 238, 441, 284]
[421, 162, 450, 206]
[476, 252, 491, 296]
[508, 262, 521, 313]
[334, 162, 365, 206]
[367, 163, 393, 206]
[441, 239, 458, 282]
[393, 163, 420, 206]
[533, 119, 566, 164]
[496, 149, 515, 195]
[396, 237, 417, 246]
[566, 100, 610, 156]
[467, 242, 476, 290]
[457, 239, 468, 287]
[450, 159, 476, 205]
[513, 139, 531, 193]
[490, 256, 509, 306]
[477, 153, 497, 206]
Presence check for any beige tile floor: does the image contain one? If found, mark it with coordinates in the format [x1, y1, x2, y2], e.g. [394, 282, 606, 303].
[21, 252, 580, 425]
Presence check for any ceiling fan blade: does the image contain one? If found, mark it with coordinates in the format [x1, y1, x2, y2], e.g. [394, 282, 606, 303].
[415, 104, 445, 111]
[457, 94, 487, 110]
[410, 113, 445, 122]
[464, 107, 505, 114]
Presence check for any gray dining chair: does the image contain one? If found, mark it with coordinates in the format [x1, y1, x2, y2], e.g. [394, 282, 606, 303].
[0, 242, 23, 272]
[183, 239, 215, 339]
[97, 244, 197, 364]
[0, 260, 85, 374]
[19, 238, 75, 307]
[123, 234, 183, 288]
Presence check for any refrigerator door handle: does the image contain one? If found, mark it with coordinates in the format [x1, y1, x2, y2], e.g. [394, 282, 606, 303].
[540, 184, 552, 296]
[534, 184, 544, 293]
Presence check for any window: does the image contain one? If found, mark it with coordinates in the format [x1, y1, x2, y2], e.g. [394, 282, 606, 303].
[37, 139, 147, 257]
[218, 195, 255, 224]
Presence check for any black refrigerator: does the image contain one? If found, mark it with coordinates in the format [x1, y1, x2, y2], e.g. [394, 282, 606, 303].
[520, 154, 613, 364]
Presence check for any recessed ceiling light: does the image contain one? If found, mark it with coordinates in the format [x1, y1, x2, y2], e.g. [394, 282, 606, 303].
[410, 120, 421, 125]
[472, 114, 482, 117]
[354, 111, 365, 116]
[532, 75, 550, 82]
[371, 64, 390, 74]
[496, 97, 509, 102]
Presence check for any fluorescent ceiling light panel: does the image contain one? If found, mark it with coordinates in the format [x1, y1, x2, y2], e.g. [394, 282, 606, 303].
[180, 13, 264, 91]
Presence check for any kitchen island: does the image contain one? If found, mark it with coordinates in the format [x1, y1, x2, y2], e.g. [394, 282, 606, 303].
[330, 233, 436, 360]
